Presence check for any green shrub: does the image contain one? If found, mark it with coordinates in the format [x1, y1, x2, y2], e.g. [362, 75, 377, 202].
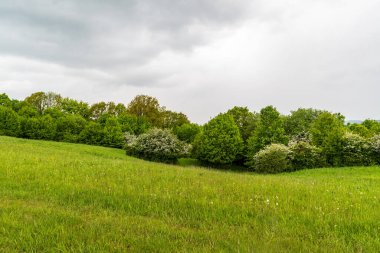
[38, 115, 56, 140]
[310, 112, 345, 166]
[19, 115, 56, 140]
[118, 114, 151, 135]
[125, 128, 190, 163]
[56, 115, 87, 143]
[193, 114, 243, 164]
[173, 123, 201, 144]
[247, 144, 292, 173]
[247, 106, 288, 155]
[370, 135, 380, 165]
[80, 122, 105, 146]
[289, 141, 325, 170]
[341, 132, 372, 166]
[102, 117, 124, 148]
[0, 106, 19, 137]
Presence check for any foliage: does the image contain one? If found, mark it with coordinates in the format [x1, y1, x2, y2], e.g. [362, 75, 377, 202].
[160, 110, 190, 129]
[362, 120, 380, 136]
[370, 135, 380, 164]
[19, 115, 56, 140]
[247, 144, 292, 173]
[79, 122, 105, 146]
[0, 106, 20, 136]
[60, 98, 90, 119]
[102, 117, 124, 148]
[348, 123, 372, 138]
[25, 91, 62, 114]
[340, 132, 372, 166]
[246, 106, 288, 156]
[284, 108, 322, 139]
[226, 106, 258, 142]
[310, 112, 346, 166]
[193, 113, 243, 164]
[0, 93, 12, 107]
[127, 95, 164, 126]
[125, 128, 189, 163]
[289, 141, 325, 170]
[17, 105, 39, 118]
[173, 123, 201, 144]
[56, 115, 87, 143]
[118, 114, 151, 135]
[0, 91, 379, 170]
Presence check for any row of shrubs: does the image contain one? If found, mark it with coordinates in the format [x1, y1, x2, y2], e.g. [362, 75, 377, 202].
[1, 92, 379, 173]
[123, 127, 380, 173]
[0, 105, 130, 148]
[250, 134, 380, 173]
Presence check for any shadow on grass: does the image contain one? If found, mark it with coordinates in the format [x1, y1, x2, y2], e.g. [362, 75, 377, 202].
[177, 158, 252, 173]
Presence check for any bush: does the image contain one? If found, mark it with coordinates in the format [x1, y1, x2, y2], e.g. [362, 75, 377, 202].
[246, 144, 292, 173]
[118, 114, 151, 135]
[370, 135, 380, 165]
[102, 117, 124, 148]
[310, 112, 345, 166]
[19, 115, 56, 140]
[125, 128, 189, 163]
[289, 141, 324, 170]
[80, 122, 105, 146]
[247, 106, 288, 155]
[0, 106, 19, 137]
[56, 115, 87, 143]
[341, 132, 372, 166]
[173, 123, 201, 144]
[193, 114, 243, 164]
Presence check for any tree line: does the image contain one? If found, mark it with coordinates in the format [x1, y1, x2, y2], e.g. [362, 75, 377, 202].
[0, 91, 379, 173]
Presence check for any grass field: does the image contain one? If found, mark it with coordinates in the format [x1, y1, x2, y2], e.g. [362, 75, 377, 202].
[0, 136, 380, 252]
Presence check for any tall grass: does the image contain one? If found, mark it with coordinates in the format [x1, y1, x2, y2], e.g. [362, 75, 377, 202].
[0, 136, 379, 252]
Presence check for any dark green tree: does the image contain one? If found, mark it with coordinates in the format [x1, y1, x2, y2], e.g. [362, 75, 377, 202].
[80, 122, 105, 146]
[226, 106, 258, 142]
[60, 98, 90, 119]
[160, 110, 190, 129]
[310, 112, 346, 166]
[247, 106, 288, 155]
[25, 92, 61, 114]
[56, 114, 87, 142]
[193, 114, 243, 164]
[0, 106, 20, 136]
[102, 117, 124, 148]
[173, 123, 201, 144]
[127, 95, 163, 127]
[118, 114, 151, 135]
[284, 108, 322, 139]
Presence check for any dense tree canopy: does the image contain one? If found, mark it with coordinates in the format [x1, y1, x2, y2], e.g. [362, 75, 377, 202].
[247, 106, 288, 156]
[0, 91, 379, 172]
[193, 113, 243, 164]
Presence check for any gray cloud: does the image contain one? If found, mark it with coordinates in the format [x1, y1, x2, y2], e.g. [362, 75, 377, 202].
[0, 0, 379, 122]
[0, 0, 250, 69]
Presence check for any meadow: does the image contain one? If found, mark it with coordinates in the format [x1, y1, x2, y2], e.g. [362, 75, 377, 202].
[0, 136, 379, 252]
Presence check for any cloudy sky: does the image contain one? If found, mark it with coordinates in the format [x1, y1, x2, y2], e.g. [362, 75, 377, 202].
[0, 0, 379, 123]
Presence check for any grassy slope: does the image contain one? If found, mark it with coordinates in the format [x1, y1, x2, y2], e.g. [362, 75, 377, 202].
[0, 136, 379, 252]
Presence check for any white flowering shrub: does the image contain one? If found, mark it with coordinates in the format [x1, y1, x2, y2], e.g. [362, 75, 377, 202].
[246, 144, 292, 173]
[371, 135, 380, 164]
[125, 128, 190, 163]
[124, 132, 137, 145]
[289, 141, 325, 170]
[341, 132, 372, 166]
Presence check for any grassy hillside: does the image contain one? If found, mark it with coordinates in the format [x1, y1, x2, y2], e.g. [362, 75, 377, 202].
[0, 136, 379, 252]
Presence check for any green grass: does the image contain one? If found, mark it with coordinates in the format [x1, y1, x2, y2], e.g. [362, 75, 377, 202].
[0, 136, 380, 252]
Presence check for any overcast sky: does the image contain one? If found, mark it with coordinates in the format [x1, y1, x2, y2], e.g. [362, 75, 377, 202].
[0, 0, 379, 123]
